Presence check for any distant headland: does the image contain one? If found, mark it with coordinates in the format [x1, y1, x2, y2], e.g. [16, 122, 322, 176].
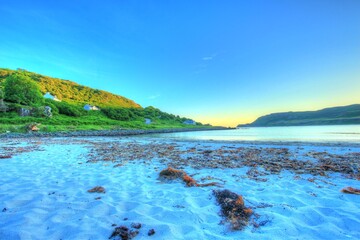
[238, 104, 360, 127]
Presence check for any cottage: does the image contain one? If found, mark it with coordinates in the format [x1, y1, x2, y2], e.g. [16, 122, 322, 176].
[84, 104, 100, 111]
[183, 119, 196, 125]
[43, 92, 61, 102]
[145, 118, 152, 124]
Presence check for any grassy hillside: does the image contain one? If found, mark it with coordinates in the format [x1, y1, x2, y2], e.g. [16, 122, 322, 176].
[0, 68, 207, 133]
[239, 104, 360, 127]
[0, 68, 140, 108]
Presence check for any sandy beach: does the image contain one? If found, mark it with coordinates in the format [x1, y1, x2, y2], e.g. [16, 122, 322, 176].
[0, 136, 359, 239]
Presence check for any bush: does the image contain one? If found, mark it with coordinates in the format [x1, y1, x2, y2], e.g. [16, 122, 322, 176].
[53, 101, 85, 117]
[4, 72, 44, 106]
[31, 106, 46, 117]
[102, 107, 131, 121]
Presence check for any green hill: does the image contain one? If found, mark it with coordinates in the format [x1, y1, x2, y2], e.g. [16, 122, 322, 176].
[239, 104, 360, 127]
[0, 68, 140, 108]
[0, 68, 206, 133]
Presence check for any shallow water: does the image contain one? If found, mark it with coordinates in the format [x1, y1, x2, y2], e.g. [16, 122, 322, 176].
[149, 125, 360, 143]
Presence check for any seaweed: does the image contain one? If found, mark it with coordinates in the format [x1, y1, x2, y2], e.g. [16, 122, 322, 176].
[159, 167, 220, 187]
[159, 167, 185, 180]
[341, 187, 360, 195]
[213, 189, 253, 230]
[87, 186, 106, 193]
[109, 226, 138, 240]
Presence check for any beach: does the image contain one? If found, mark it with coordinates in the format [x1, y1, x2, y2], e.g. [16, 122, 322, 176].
[0, 136, 359, 239]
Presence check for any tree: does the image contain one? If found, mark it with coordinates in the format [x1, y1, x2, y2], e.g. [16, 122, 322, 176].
[4, 73, 44, 106]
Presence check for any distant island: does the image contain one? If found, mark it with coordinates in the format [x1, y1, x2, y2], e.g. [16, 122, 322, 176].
[238, 104, 360, 127]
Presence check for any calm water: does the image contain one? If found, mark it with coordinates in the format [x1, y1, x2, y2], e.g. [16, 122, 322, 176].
[149, 125, 360, 143]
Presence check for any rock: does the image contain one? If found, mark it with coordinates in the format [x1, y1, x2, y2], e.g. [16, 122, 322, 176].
[0, 155, 12, 159]
[148, 229, 155, 236]
[26, 123, 40, 132]
[87, 186, 106, 193]
[44, 106, 52, 118]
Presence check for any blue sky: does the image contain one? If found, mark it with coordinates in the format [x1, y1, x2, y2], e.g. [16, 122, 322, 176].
[1, 0, 359, 126]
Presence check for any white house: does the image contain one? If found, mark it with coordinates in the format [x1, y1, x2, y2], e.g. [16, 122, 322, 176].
[183, 119, 196, 125]
[84, 104, 100, 111]
[145, 118, 152, 124]
[43, 92, 61, 102]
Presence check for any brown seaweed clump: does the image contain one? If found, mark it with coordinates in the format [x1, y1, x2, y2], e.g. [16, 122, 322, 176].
[109, 226, 139, 240]
[341, 187, 360, 195]
[159, 167, 185, 180]
[87, 186, 106, 193]
[213, 189, 253, 230]
[159, 167, 220, 187]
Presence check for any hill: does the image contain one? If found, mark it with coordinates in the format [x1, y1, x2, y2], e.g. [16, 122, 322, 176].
[0, 68, 207, 133]
[238, 104, 360, 127]
[0, 68, 140, 108]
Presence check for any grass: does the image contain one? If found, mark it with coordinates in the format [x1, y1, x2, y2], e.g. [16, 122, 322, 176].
[0, 111, 210, 133]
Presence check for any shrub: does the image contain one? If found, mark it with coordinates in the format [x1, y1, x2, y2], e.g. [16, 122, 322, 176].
[102, 107, 131, 121]
[4, 72, 44, 106]
[53, 101, 85, 117]
[31, 106, 46, 117]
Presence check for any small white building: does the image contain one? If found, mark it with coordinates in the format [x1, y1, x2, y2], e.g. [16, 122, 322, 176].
[145, 118, 152, 124]
[84, 104, 100, 111]
[43, 92, 61, 102]
[183, 119, 196, 125]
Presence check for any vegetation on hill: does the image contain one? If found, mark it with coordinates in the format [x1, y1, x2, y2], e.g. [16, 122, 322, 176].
[0, 68, 140, 108]
[0, 68, 206, 133]
[239, 104, 360, 127]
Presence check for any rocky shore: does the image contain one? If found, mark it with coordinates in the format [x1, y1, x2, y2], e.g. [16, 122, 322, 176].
[0, 127, 229, 139]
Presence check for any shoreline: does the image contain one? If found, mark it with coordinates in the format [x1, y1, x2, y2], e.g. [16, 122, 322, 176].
[0, 127, 230, 139]
[1, 128, 359, 148]
[141, 137, 360, 148]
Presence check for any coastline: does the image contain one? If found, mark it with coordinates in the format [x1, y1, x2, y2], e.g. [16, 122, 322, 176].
[0, 127, 230, 139]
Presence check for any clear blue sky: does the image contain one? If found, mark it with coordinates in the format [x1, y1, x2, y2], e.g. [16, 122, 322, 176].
[1, 0, 359, 126]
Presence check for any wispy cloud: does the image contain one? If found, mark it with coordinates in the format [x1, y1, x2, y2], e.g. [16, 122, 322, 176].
[202, 53, 218, 61]
[148, 94, 161, 100]
[202, 56, 213, 61]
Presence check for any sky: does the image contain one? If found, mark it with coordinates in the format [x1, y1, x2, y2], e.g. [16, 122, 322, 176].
[0, 0, 359, 127]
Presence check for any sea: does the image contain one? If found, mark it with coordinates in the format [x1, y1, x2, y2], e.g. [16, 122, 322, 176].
[148, 125, 360, 143]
